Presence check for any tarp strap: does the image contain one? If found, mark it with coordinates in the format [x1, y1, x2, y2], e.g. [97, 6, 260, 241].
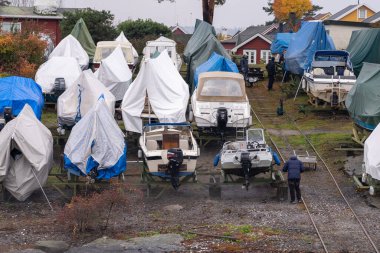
[75, 85, 82, 123]
[31, 167, 53, 211]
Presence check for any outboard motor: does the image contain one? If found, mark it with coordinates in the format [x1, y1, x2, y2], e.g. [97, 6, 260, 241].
[331, 91, 339, 107]
[53, 78, 66, 97]
[4, 107, 13, 123]
[240, 152, 252, 191]
[217, 108, 228, 136]
[167, 148, 184, 190]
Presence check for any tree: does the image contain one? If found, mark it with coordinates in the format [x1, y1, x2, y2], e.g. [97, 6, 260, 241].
[273, 0, 312, 22]
[117, 19, 171, 39]
[60, 8, 117, 43]
[158, 0, 226, 24]
[263, 0, 322, 21]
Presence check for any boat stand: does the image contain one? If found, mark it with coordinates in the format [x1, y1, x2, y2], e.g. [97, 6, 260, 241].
[351, 123, 370, 147]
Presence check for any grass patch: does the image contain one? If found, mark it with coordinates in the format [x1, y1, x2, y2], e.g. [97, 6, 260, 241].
[137, 230, 161, 237]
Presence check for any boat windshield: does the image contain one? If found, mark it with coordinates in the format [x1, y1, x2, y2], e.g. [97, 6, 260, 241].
[200, 78, 243, 97]
[148, 46, 173, 58]
[247, 129, 264, 144]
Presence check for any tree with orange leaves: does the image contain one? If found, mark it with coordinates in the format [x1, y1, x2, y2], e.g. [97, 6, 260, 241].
[273, 0, 313, 22]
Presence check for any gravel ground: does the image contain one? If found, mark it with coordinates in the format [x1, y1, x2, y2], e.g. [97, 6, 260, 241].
[1, 81, 379, 253]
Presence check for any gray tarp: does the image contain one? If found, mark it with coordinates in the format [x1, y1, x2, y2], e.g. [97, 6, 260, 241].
[346, 62, 380, 130]
[183, 19, 229, 90]
[0, 105, 53, 201]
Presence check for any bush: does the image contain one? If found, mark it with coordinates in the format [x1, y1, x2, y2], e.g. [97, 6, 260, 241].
[117, 19, 172, 40]
[57, 183, 140, 235]
[0, 33, 46, 78]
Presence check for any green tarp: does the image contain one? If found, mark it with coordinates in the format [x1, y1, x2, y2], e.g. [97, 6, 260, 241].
[346, 28, 380, 76]
[183, 19, 229, 90]
[70, 18, 96, 60]
[346, 62, 380, 130]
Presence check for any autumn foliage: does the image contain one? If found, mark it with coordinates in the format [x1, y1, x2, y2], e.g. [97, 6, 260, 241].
[273, 0, 313, 22]
[0, 32, 46, 78]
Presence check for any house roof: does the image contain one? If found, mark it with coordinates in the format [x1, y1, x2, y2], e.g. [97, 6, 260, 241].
[0, 6, 63, 19]
[221, 36, 237, 44]
[363, 11, 380, 23]
[314, 12, 332, 20]
[235, 24, 277, 46]
[170, 25, 193, 34]
[327, 4, 376, 21]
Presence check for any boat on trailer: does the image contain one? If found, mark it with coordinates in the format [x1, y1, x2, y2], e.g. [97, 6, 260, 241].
[190, 71, 252, 137]
[302, 50, 356, 108]
[219, 128, 276, 190]
[139, 123, 200, 190]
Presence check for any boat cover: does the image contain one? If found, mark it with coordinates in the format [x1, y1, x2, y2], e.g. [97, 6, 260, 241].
[364, 123, 380, 180]
[35, 56, 82, 93]
[271, 33, 294, 54]
[121, 50, 189, 133]
[115, 31, 139, 58]
[48, 34, 89, 69]
[346, 62, 380, 131]
[0, 105, 53, 201]
[0, 76, 44, 119]
[285, 21, 335, 75]
[64, 99, 126, 179]
[94, 46, 132, 101]
[193, 52, 238, 88]
[346, 28, 380, 76]
[57, 70, 115, 127]
[183, 19, 230, 89]
[70, 18, 96, 61]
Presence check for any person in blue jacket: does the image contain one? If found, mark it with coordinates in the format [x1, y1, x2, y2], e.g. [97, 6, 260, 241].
[282, 156, 304, 203]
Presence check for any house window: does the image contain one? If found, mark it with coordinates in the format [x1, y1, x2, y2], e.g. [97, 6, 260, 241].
[260, 50, 271, 64]
[358, 8, 367, 19]
[0, 22, 22, 33]
[243, 50, 256, 64]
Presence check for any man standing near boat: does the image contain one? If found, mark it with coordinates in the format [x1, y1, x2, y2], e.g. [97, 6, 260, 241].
[282, 156, 304, 203]
[266, 57, 276, 91]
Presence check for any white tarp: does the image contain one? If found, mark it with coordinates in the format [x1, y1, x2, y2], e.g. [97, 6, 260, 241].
[94, 46, 132, 101]
[0, 105, 53, 201]
[57, 70, 115, 127]
[121, 50, 189, 133]
[33, 0, 59, 15]
[115, 31, 138, 58]
[49, 34, 89, 70]
[64, 99, 126, 178]
[143, 36, 182, 70]
[364, 124, 380, 180]
[35, 56, 82, 93]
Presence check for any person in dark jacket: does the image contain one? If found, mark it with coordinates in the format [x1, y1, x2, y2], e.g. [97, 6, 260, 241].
[282, 156, 304, 203]
[240, 54, 249, 81]
[266, 57, 276, 91]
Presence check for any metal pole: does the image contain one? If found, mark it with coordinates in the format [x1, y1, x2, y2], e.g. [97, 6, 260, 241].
[281, 71, 287, 84]
[293, 76, 303, 101]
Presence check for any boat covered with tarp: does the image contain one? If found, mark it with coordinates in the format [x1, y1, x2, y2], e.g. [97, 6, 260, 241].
[183, 19, 229, 90]
[346, 28, 380, 76]
[48, 34, 89, 70]
[193, 52, 239, 88]
[0, 105, 53, 201]
[57, 70, 115, 130]
[70, 18, 96, 61]
[143, 36, 182, 71]
[0, 76, 44, 119]
[94, 41, 136, 70]
[121, 50, 189, 133]
[285, 21, 335, 75]
[95, 46, 132, 101]
[64, 99, 126, 180]
[35, 56, 82, 93]
[346, 62, 380, 131]
[270, 33, 294, 54]
[302, 50, 356, 108]
[363, 123, 380, 193]
[115, 31, 139, 59]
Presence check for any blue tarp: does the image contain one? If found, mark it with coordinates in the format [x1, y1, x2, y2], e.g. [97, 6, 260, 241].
[193, 52, 239, 88]
[285, 22, 335, 75]
[270, 33, 294, 54]
[0, 76, 44, 119]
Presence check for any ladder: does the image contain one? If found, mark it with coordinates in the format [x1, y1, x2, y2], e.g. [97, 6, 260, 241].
[235, 115, 246, 140]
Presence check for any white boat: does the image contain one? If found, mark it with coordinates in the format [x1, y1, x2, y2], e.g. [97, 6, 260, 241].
[302, 50, 356, 108]
[139, 123, 200, 189]
[94, 41, 137, 71]
[142, 36, 182, 71]
[220, 128, 273, 190]
[190, 71, 252, 135]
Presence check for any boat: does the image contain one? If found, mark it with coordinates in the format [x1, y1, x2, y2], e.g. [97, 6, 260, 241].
[302, 50, 356, 108]
[219, 128, 275, 190]
[190, 71, 252, 136]
[362, 123, 380, 195]
[93, 41, 137, 71]
[139, 122, 199, 190]
[143, 36, 182, 71]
